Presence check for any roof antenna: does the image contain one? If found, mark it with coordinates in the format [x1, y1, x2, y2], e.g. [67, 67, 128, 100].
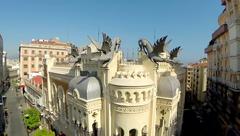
[97, 27, 100, 42]
[132, 48, 134, 61]
[154, 29, 156, 42]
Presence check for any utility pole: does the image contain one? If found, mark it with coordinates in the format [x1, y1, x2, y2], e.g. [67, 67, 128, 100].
[97, 27, 100, 42]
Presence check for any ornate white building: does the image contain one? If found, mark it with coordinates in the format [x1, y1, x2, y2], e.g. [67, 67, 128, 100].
[40, 34, 185, 136]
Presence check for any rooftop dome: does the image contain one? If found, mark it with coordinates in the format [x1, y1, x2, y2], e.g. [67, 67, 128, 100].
[157, 76, 180, 98]
[69, 76, 101, 100]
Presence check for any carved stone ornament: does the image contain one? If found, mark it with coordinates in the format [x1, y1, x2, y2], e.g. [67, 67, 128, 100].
[112, 104, 149, 113]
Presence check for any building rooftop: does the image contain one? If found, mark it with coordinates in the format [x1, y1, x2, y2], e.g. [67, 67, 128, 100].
[31, 38, 67, 45]
[31, 75, 43, 86]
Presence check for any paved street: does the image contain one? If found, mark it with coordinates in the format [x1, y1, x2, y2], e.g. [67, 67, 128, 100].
[5, 87, 28, 136]
[181, 106, 221, 136]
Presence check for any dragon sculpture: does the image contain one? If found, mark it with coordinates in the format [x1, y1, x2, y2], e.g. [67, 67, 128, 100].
[69, 33, 121, 65]
[138, 35, 181, 63]
[69, 43, 82, 65]
[169, 46, 181, 60]
[90, 33, 121, 64]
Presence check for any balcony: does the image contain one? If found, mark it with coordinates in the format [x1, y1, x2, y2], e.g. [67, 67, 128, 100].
[212, 24, 228, 40]
[227, 81, 240, 91]
[205, 45, 213, 53]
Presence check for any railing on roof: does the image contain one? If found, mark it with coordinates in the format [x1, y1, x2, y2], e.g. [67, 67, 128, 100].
[24, 79, 42, 96]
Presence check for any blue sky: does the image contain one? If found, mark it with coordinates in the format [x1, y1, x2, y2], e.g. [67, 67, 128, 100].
[0, 0, 223, 63]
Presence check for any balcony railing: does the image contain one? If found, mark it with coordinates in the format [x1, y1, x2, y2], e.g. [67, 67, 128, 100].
[205, 45, 213, 53]
[208, 77, 240, 91]
[24, 79, 42, 96]
[212, 24, 228, 40]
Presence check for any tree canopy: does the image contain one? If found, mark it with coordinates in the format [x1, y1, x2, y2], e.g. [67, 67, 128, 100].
[23, 108, 41, 130]
[33, 128, 55, 136]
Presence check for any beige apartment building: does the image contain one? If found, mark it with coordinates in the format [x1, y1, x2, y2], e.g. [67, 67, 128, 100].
[205, 0, 240, 135]
[19, 38, 71, 80]
[190, 58, 207, 102]
[185, 65, 193, 93]
[185, 59, 207, 104]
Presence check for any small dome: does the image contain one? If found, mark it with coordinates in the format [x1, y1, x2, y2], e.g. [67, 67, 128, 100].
[157, 76, 180, 98]
[69, 76, 101, 100]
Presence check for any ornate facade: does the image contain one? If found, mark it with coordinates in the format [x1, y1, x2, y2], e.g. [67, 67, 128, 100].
[39, 34, 185, 136]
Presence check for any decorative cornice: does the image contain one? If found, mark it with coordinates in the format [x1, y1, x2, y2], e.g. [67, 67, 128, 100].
[112, 103, 150, 113]
[115, 71, 150, 79]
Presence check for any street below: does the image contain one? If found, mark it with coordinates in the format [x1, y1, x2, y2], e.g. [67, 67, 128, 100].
[5, 87, 28, 136]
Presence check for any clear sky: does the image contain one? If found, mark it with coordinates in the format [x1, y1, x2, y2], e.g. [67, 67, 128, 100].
[0, 0, 223, 63]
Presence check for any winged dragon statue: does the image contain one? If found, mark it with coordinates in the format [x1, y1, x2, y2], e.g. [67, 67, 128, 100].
[138, 35, 181, 64]
[90, 33, 121, 64]
[69, 43, 82, 65]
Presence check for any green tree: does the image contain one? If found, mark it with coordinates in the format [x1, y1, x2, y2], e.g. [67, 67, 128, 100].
[11, 79, 19, 89]
[33, 128, 55, 136]
[22, 108, 41, 130]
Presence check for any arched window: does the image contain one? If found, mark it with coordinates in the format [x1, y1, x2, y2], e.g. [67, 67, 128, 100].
[142, 91, 146, 101]
[129, 129, 137, 136]
[117, 91, 123, 102]
[58, 86, 66, 119]
[134, 92, 140, 102]
[92, 122, 98, 136]
[142, 125, 147, 136]
[73, 89, 80, 99]
[115, 127, 124, 136]
[51, 83, 58, 114]
[125, 92, 132, 103]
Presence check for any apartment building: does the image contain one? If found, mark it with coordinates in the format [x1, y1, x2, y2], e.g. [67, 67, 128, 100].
[191, 58, 207, 102]
[185, 59, 207, 104]
[186, 65, 193, 92]
[19, 38, 71, 80]
[7, 59, 19, 82]
[205, 0, 240, 135]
